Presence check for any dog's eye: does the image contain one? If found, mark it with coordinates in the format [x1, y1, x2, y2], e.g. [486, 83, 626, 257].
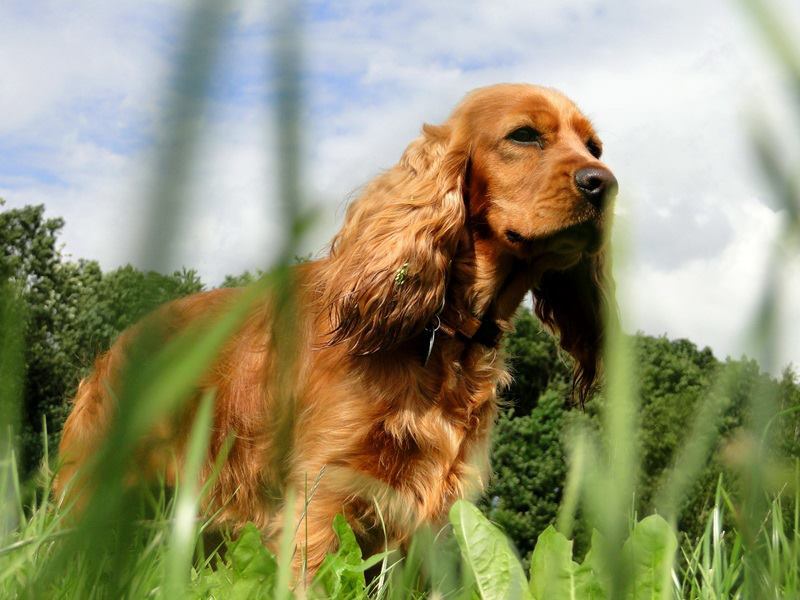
[507, 126, 542, 145]
[586, 138, 602, 159]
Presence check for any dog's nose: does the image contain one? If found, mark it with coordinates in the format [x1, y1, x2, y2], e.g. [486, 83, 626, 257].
[574, 167, 618, 209]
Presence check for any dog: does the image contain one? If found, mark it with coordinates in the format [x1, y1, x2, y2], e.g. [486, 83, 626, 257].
[55, 83, 616, 574]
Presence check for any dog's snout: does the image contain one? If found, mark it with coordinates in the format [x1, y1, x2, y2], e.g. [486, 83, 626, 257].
[574, 167, 618, 209]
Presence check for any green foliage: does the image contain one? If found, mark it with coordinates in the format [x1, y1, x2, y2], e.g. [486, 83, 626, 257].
[193, 524, 278, 598]
[220, 256, 308, 289]
[503, 309, 572, 416]
[529, 526, 606, 600]
[0, 277, 25, 456]
[487, 314, 800, 565]
[221, 270, 263, 288]
[0, 203, 204, 473]
[71, 264, 204, 357]
[1, 203, 81, 471]
[527, 515, 677, 600]
[450, 499, 531, 600]
[451, 499, 679, 600]
[1, 458, 795, 599]
[190, 514, 385, 599]
[312, 514, 385, 599]
[622, 515, 678, 599]
[481, 387, 570, 561]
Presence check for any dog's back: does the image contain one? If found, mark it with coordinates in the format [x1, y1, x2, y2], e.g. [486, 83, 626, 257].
[54, 286, 271, 509]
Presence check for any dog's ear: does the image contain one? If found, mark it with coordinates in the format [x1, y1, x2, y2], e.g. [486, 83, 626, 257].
[532, 252, 614, 404]
[321, 123, 469, 355]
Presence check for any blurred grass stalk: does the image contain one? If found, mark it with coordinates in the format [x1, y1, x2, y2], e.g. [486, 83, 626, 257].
[0, 280, 25, 540]
[560, 225, 645, 598]
[265, 0, 307, 514]
[30, 0, 236, 592]
[163, 390, 214, 598]
[140, 0, 233, 273]
[739, 0, 800, 596]
[24, 0, 310, 596]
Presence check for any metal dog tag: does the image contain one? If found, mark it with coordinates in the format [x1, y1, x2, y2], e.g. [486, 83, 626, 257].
[424, 316, 441, 366]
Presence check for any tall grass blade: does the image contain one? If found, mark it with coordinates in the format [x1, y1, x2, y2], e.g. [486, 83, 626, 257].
[557, 427, 587, 538]
[163, 389, 215, 598]
[580, 223, 642, 598]
[274, 486, 297, 600]
[140, 0, 234, 272]
[656, 371, 733, 523]
[264, 0, 309, 495]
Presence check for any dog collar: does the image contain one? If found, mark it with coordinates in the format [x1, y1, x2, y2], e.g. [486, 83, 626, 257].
[439, 311, 504, 347]
[422, 309, 504, 365]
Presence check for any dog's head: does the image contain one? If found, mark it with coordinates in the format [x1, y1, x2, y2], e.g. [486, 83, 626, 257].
[455, 84, 614, 266]
[322, 84, 617, 401]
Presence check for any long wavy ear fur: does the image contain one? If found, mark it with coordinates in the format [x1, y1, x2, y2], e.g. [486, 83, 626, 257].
[320, 124, 468, 355]
[533, 252, 613, 405]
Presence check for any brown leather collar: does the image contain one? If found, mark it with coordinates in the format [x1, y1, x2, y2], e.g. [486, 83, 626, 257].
[435, 256, 523, 350]
[438, 311, 504, 348]
[421, 256, 520, 363]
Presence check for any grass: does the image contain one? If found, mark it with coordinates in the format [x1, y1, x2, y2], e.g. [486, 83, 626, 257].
[2, 0, 800, 598]
[1, 445, 799, 598]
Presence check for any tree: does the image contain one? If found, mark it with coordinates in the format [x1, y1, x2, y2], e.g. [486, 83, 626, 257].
[0, 202, 205, 473]
[481, 387, 571, 562]
[1, 203, 80, 470]
[503, 309, 572, 416]
[485, 313, 800, 562]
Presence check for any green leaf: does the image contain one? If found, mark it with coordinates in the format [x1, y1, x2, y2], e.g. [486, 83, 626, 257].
[529, 526, 606, 600]
[190, 524, 278, 600]
[579, 531, 610, 599]
[226, 523, 278, 599]
[622, 515, 677, 600]
[529, 526, 573, 599]
[449, 499, 530, 600]
[575, 552, 608, 599]
[311, 514, 369, 599]
[229, 523, 278, 581]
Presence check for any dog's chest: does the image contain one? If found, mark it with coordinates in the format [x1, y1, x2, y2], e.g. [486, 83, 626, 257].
[359, 350, 505, 522]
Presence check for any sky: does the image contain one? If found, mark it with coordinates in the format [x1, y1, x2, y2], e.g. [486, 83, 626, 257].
[1, 0, 799, 371]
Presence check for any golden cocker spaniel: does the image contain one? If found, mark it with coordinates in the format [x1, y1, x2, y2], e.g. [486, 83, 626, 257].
[55, 83, 617, 574]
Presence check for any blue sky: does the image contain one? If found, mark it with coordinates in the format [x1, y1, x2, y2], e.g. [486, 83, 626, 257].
[1, 0, 799, 369]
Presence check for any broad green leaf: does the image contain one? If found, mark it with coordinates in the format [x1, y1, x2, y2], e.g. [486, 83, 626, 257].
[311, 514, 369, 599]
[190, 523, 277, 600]
[229, 523, 278, 581]
[584, 529, 611, 597]
[529, 526, 574, 599]
[530, 526, 606, 600]
[575, 546, 607, 600]
[622, 515, 677, 600]
[332, 512, 362, 564]
[449, 499, 531, 600]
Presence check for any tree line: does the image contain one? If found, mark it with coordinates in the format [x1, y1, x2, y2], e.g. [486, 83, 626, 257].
[2, 201, 799, 563]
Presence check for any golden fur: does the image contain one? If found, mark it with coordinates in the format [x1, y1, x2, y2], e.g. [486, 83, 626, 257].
[55, 83, 616, 574]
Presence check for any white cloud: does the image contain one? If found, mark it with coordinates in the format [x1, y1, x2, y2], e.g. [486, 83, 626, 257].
[0, 1, 176, 135]
[619, 198, 783, 361]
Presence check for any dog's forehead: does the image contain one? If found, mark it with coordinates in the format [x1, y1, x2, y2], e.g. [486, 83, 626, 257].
[454, 84, 593, 138]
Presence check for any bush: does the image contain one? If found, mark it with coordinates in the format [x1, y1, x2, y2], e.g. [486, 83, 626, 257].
[484, 311, 800, 564]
